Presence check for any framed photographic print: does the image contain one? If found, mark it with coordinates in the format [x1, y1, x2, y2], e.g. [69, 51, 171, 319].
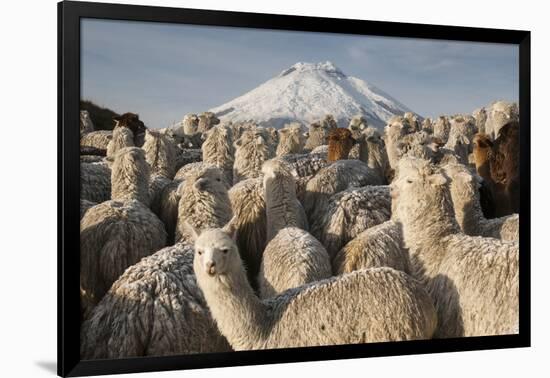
[58, 0, 530, 376]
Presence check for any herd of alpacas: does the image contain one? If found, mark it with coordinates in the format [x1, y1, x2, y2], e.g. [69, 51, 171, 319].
[78, 100, 520, 359]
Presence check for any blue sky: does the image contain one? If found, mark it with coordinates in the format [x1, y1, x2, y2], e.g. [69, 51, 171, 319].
[81, 18, 518, 128]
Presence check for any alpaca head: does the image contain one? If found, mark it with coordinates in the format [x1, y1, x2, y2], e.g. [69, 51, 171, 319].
[472, 133, 494, 169]
[278, 123, 306, 151]
[190, 166, 228, 193]
[348, 115, 367, 138]
[443, 163, 479, 203]
[183, 114, 200, 134]
[198, 112, 220, 131]
[391, 157, 449, 223]
[235, 127, 270, 150]
[327, 128, 356, 161]
[113, 112, 146, 135]
[189, 219, 240, 279]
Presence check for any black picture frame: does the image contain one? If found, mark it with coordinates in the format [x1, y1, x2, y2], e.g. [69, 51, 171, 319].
[58, 1, 531, 376]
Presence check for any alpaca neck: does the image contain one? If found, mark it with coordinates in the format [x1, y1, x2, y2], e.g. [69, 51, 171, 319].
[397, 191, 459, 277]
[474, 150, 492, 181]
[199, 265, 268, 350]
[328, 143, 349, 162]
[112, 162, 150, 205]
[264, 175, 297, 240]
[452, 187, 485, 235]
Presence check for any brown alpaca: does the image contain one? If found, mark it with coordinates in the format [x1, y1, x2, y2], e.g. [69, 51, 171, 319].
[490, 121, 520, 215]
[472, 122, 520, 216]
[472, 133, 494, 179]
[327, 128, 355, 162]
[113, 113, 147, 146]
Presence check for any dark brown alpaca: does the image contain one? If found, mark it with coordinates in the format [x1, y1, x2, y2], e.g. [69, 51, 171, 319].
[327, 128, 356, 162]
[113, 113, 147, 146]
[490, 121, 520, 215]
[472, 122, 520, 217]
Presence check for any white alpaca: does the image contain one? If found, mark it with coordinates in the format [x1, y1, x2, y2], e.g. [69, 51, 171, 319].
[142, 129, 177, 179]
[175, 166, 232, 243]
[190, 225, 437, 350]
[262, 159, 308, 242]
[202, 124, 235, 184]
[233, 127, 276, 184]
[258, 159, 328, 298]
[228, 178, 266, 287]
[392, 157, 519, 337]
[80, 147, 167, 316]
[106, 126, 134, 162]
[276, 123, 306, 156]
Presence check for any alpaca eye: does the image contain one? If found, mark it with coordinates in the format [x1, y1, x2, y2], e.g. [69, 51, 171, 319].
[197, 250, 203, 255]
[221, 248, 229, 254]
[216, 178, 221, 182]
[406, 179, 413, 184]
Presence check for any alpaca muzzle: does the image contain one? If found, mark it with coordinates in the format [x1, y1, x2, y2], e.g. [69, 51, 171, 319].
[206, 261, 216, 276]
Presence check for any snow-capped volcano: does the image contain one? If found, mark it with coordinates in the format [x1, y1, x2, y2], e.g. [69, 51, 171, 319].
[209, 61, 420, 129]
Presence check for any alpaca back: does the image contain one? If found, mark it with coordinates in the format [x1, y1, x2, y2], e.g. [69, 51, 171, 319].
[333, 220, 408, 275]
[80, 243, 231, 359]
[303, 160, 384, 221]
[81, 162, 111, 203]
[202, 124, 235, 184]
[81, 130, 113, 150]
[80, 199, 167, 316]
[111, 147, 151, 206]
[310, 185, 391, 259]
[258, 227, 331, 298]
[143, 130, 177, 179]
[107, 126, 134, 161]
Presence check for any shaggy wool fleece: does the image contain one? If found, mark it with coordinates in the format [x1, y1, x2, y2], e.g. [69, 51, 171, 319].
[258, 227, 331, 299]
[392, 157, 519, 337]
[233, 127, 276, 184]
[202, 124, 235, 184]
[303, 159, 384, 222]
[310, 185, 391, 259]
[332, 220, 409, 275]
[175, 166, 232, 243]
[80, 130, 113, 150]
[276, 123, 306, 156]
[193, 228, 437, 350]
[80, 199, 167, 317]
[106, 126, 134, 161]
[110, 147, 151, 206]
[143, 130, 177, 179]
[228, 177, 266, 288]
[81, 162, 111, 203]
[80, 242, 231, 359]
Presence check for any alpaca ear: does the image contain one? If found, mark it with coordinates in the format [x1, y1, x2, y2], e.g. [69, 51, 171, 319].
[221, 216, 238, 241]
[428, 173, 447, 187]
[182, 221, 201, 241]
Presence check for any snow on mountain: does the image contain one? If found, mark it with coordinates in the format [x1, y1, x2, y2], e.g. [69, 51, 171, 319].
[209, 61, 420, 129]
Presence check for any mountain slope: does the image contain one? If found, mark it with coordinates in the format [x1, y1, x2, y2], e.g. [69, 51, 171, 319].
[209, 61, 419, 129]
